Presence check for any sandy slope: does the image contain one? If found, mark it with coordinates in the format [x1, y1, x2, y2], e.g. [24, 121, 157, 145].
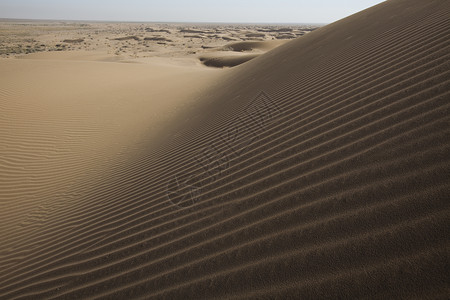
[0, 55, 221, 263]
[0, 0, 449, 298]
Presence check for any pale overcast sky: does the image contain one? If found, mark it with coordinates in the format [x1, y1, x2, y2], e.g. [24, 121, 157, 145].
[0, 0, 385, 24]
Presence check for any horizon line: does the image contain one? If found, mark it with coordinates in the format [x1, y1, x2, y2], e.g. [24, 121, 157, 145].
[0, 17, 327, 26]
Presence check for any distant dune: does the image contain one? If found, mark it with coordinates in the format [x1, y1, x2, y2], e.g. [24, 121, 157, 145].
[221, 40, 287, 52]
[199, 53, 259, 68]
[199, 40, 288, 68]
[0, 0, 449, 298]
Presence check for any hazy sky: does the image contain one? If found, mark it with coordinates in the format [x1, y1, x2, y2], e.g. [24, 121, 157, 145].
[0, 0, 385, 24]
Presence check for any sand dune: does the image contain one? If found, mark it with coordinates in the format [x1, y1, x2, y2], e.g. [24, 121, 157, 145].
[222, 40, 287, 52]
[199, 52, 260, 68]
[0, 57, 221, 275]
[0, 0, 449, 298]
[199, 40, 288, 68]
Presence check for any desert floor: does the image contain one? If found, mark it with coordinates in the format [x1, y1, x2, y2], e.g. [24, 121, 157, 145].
[0, 21, 318, 66]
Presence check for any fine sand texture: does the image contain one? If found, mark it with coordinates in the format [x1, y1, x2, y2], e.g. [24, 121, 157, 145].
[1, 0, 449, 298]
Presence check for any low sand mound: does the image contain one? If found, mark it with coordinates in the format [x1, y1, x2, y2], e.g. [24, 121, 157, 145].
[199, 53, 259, 68]
[257, 27, 293, 33]
[275, 33, 297, 39]
[245, 32, 266, 38]
[145, 28, 171, 33]
[144, 36, 173, 42]
[62, 38, 84, 43]
[221, 35, 239, 41]
[114, 35, 141, 41]
[200, 40, 289, 68]
[0, 0, 449, 299]
[179, 29, 207, 34]
[184, 34, 204, 39]
[222, 40, 288, 52]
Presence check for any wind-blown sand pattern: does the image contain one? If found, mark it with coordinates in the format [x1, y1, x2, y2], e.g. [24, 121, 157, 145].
[0, 0, 449, 298]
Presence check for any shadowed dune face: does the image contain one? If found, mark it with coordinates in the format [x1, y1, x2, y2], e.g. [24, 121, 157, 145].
[1, 0, 450, 299]
[199, 53, 259, 68]
[221, 40, 287, 52]
[199, 40, 288, 68]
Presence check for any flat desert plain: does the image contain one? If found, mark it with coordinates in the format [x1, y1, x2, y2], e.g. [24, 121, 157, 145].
[0, 0, 449, 299]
